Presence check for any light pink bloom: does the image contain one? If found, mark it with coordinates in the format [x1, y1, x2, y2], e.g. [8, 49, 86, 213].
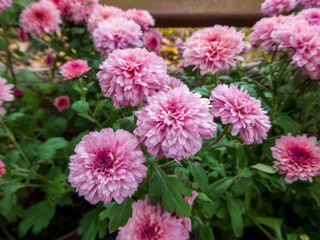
[298, 0, 320, 8]
[0, 0, 12, 13]
[135, 85, 217, 161]
[143, 29, 162, 54]
[126, 8, 155, 30]
[48, 0, 71, 17]
[271, 134, 320, 183]
[117, 197, 189, 240]
[210, 84, 271, 145]
[87, 4, 123, 33]
[53, 95, 70, 112]
[97, 48, 168, 108]
[166, 76, 186, 89]
[0, 160, 5, 178]
[59, 59, 91, 80]
[261, 0, 297, 16]
[67, 0, 98, 24]
[183, 26, 246, 75]
[0, 77, 14, 102]
[68, 128, 147, 204]
[298, 8, 320, 25]
[92, 17, 142, 56]
[45, 54, 55, 68]
[176, 38, 184, 57]
[19, 1, 61, 37]
[18, 27, 29, 42]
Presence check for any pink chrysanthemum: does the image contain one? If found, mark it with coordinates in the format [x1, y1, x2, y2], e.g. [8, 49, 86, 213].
[54, 95, 70, 112]
[87, 4, 123, 33]
[183, 26, 246, 75]
[143, 29, 162, 53]
[68, 128, 147, 204]
[135, 85, 217, 161]
[271, 134, 320, 183]
[261, 0, 297, 16]
[0, 77, 14, 103]
[210, 84, 271, 145]
[67, 0, 98, 24]
[97, 48, 168, 108]
[176, 38, 184, 57]
[0, 0, 12, 13]
[18, 28, 29, 42]
[298, 0, 320, 8]
[0, 160, 5, 178]
[48, 0, 71, 17]
[117, 197, 189, 240]
[45, 54, 55, 68]
[298, 8, 320, 25]
[126, 8, 155, 30]
[19, 1, 61, 37]
[271, 17, 320, 79]
[92, 17, 142, 56]
[166, 76, 185, 89]
[59, 59, 91, 80]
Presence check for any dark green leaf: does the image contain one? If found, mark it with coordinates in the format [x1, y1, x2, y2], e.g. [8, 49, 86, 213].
[43, 117, 68, 137]
[206, 177, 234, 200]
[274, 114, 301, 134]
[231, 177, 252, 196]
[250, 163, 278, 174]
[190, 162, 208, 191]
[72, 100, 89, 113]
[254, 216, 283, 240]
[226, 193, 243, 237]
[109, 198, 133, 232]
[199, 224, 215, 240]
[37, 137, 69, 162]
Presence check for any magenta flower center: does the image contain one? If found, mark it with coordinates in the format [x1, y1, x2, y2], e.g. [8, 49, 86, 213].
[94, 151, 115, 172]
[290, 146, 311, 164]
[58, 98, 67, 107]
[140, 223, 158, 239]
[70, 63, 80, 70]
[34, 11, 45, 21]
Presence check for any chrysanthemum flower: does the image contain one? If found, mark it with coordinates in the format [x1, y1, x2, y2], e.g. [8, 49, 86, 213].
[135, 85, 217, 161]
[261, 0, 297, 16]
[59, 59, 91, 80]
[117, 197, 189, 240]
[143, 29, 162, 53]
[54, 96, 70, 112]
[68, 128, 147, 204]
[19, 1, 62, 37]
[166, 76, 186, 89]
[126, 8, 155, 30]
[68, 0, 98, 24]
[0, 77, 14, 103]
[87, 4, 123, 33]
[48, 0, 71, 17]
[45, 54, 55, 68]
[210, 84, 271, 145]
[183, 26, 246, 75]
[13, 88, 24, 98]
[0, 160, 5, 178]
[97, 48, 168, 108]
[92, 17, 142, 56]
[271, 134, 320, 183]
[176, 38, 184, 57]
[298, 0, 320, 8]
[0, 0, 12, 13]
[18, 28, 29, 42]
[298, 8, 320, 25]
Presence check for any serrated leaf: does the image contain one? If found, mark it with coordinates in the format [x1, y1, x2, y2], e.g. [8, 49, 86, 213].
[99, 202, 116, 221]
[190, 162, 208, 191]
[226, 193, 243, 238]
[250, 163, 278, 174]
[109, 198, 133, 232]
[206, 177, 234, 200]
[0, 184, 24, 215]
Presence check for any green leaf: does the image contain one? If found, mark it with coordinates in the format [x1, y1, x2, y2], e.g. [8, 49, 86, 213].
[197, 192, 213, 203]
[117, 117, 137, 133]
[274, 114, 301, 134]
[235, 144, 248, 169]
[231, 177, 252, 196]
[43, 117, 68, 137]
[4, 112, 25, 123]
[0, 184, 24, 215]
[190, 162, 208, 191]
[226, 193, 243, 238]
[99, 202, 116, 221]
[149, 167, 191, 217]
[254, 216, 283, 240]
[198, 224, 215, 240]
[206, 177, 234, 200]
[109, 198, 133, 232]
[193, 85, 214, 98]
[72, 100, 89, 113]
[250, 163, 278, 174]
[18, 201, 55, 238]
[309, 178, 320, 206]
[37, 137, 69, 162]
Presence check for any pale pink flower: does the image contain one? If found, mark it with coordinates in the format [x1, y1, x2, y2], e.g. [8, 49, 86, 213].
[298, 0, 320, 8]
[271, 134, 320, 183]
[97, 48, 168, 108]
[0, 77, 14, 103]
[0, 0, 12, 13]
[166, 76, 185, 89]
[0, 160, 5, 178]
[59, 59, 91, 80]
[126, 8, 155, 30]
[261, 0, 297, 16]
[183, 26, 246, 75]
[143, 29, 162, 53]
[298, 8, 320, 25]
[48, 0, 71, 17]
[87, 4, 123, 33]
[117, 197, 189, 240]
[210, 84, 271, 145]
[135, 85, 217, 161]
[53, 95, 70, 112]
[68, 0, 98, 24]
[176, 38, 184, 57]
[92, 17, 142, 56]
[19, 1, 62, 37]
[68, 128, 147, 204]
[18, 28, 29, 42]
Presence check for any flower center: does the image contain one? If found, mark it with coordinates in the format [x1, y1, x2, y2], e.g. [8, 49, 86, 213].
[35, 11, 45, 21]
[70, 63, 80, 70]
[290, 146, 311, 164]
[140, 223, 158, 239]
[95, 151, 115, 171]
[151, 38, 158, 47]
[58, 98, 67, 106]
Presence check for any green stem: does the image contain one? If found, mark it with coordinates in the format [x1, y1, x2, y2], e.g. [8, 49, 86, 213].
[88, 108, 103, 129]
[210, 124, 230, 147]
[247, 215, 276, 240]
[158, 160, 177, 169]
[78, 78, 86, 101]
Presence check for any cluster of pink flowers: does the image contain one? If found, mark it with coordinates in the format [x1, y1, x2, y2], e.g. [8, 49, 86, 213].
[183, 25, 246, 75]
[298, 8, 320, 25]
[0, 159, 5, 178]
[0, 77, 14, 116]
[54, 96, 70, 112]
[68, 128, 147, 204]
[298, 0, 320, 8]
[210, 84, 271, 145]
[19, 1, 62, 37]
[0, 0, 12, 13]
[97, 48, 168, 108]
[261, 0, 297, 16]
[135, 85, 217, 161]
[59, 59, 91, 80]
[271, 134, 320, 183]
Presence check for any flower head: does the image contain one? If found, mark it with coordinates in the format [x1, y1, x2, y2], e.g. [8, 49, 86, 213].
[126, 8, 155, 30]
[271, 134, 320, 183]
[210, 84, 271, 145]
[298, 0, 320, 8]
[92, 17, 142, 56]
[166, 77, 186, 89]
[0, 160, 5, 178]
[183, 25, 246, 75]
[59, 59, 91, 80]
[117, 197, 190, 240]
[0, 0, 12, 13]
[298, 8, 320, 25]
[54, 95, 70, 112]
[45, 54, 55, 68]
[68, 0, 98, 24]
[135, 85, 217, 161]
[97, 48, 168, 108]
[143, 29, 162, 53]
[0, 77, 14, 102]
[261, 0, 297, 16]
[18, 28, 29, 42]
[13, 88, 24, 98]
[176, 38, 184, 57]
[87, 4, 123, 33]
[19, 1, 62, 37]
[68, 128, 147, 204]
